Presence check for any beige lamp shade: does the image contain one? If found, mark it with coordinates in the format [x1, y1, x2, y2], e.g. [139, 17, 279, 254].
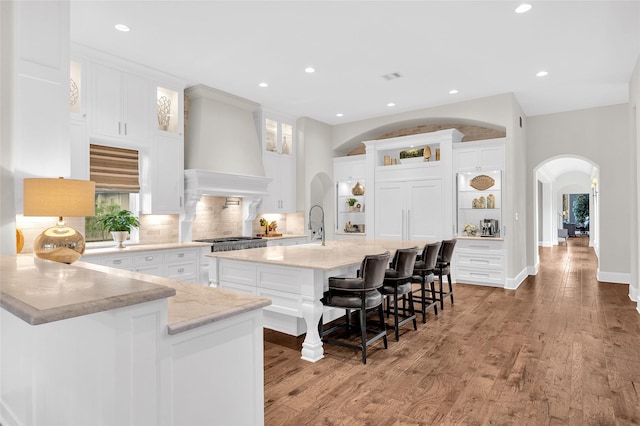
[24, 178, 95, 217]
[23, 177, 95, 264]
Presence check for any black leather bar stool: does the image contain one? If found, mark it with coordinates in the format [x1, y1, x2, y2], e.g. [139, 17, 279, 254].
[435, 239, 457, 310]
[411, 241, 441, 323]
[381, 247, 419, 341]
[320, 252, 390, 364]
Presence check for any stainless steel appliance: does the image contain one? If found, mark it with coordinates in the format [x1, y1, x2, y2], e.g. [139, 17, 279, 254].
[480, 219, 499, 237]
[195, 237, 267, 252]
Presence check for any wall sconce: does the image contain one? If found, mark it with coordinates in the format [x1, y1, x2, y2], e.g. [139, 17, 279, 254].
[222, 197, 241, 208]
[23, 177, 95, 263]
[591, 178, 598, 199]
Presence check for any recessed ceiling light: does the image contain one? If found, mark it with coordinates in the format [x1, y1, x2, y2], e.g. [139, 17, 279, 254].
[258, 82, 269, 88]
[515, 3, 532, 13]
[536, 70, 548, 77]
[305, 67, 315, 73]
[114, 24, 130, 32]
[336, 113, 344, 117]
[387, 102, 396, 107]
[449, 89, 459, 94]
[382, 72, 402, 81]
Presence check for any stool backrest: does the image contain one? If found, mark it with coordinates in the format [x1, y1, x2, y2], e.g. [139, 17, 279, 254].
[438, 239, 457, 265]
[360, 252, 390, 290]
[422, 241, 441, 271]
[391, 247, 419, 279]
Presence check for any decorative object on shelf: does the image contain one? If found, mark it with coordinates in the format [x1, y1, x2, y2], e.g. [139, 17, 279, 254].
[392, 158, 398, 165]
[472, 198, 478, 209]
[266, 135, 277, 152]
[157, 95, 171, 130]
[23, 177, 95, 263]
[282, 136, 291, 155]
[478, 196, 486, 209]
[463, 223, 478, 237]
[98, 209, 140, 248]
[16, 228, 24, 253]
[269, 220, 278, 232]
[260, 217, 269, 235]
[436, 148, 440, 161]
[384, 155, 391, 166]
[351, 181, 365, 196]
[70, 78, 79, 106]
[487, 194, 495, 209]
[400, 148, 424, 159]
[347, 197, 358, 212]
[470, 174, 495, 191]
[423, 146, 432, 161]
[356, 203, 362, 211]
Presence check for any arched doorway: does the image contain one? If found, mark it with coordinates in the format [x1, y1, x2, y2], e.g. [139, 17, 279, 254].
[533, 155, 599, 268]
[309, 172, 333, 240]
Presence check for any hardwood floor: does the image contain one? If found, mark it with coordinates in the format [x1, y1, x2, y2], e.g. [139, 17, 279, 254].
[263, 237, 640, 425]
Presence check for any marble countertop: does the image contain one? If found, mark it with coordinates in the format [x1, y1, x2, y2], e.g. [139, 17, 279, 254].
[83, 241, 212, 257]
[1, 255, 271, 333]
[206, 238, 431, 270]
[456, 236, 504, 241]
[258, 234, 308, 241]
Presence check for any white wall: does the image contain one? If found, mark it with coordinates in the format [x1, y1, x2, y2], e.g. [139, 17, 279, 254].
[528, 105, 630, 283]
[630, 55, 640, 307]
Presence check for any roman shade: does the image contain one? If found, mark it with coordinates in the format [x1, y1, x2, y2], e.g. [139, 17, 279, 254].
[90, 144, 140, 192]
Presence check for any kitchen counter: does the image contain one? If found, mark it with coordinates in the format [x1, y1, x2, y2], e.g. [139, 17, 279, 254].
[206, 238, 427, 270]
[256, 234, 307, 241]
[82, 241, 212, 257]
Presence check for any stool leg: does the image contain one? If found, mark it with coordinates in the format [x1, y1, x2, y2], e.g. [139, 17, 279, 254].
[420, 276, 427, 323]
[408, 291, 417, 330]
[448, 273, 454, 304]
[393, 289, 400, 342]
[359, 308, 367, 364]
[377, 304, 388, 349]
[438, 272, 445, 310]
[429, 280, 438, 316]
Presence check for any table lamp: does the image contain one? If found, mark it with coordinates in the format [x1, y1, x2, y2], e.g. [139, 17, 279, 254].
[23, 177, 95, 263]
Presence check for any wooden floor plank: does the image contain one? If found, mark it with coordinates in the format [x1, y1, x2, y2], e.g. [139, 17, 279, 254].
[263, 237, 640, 425]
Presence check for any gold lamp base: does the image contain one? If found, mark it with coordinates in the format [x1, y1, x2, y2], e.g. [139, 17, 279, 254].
[33, 223, 86, 264]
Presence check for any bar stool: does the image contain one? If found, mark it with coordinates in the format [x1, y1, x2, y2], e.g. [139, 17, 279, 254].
[381, 247, 419, 341]
[435, 239, 457, 309]
[411, 241, 441, 323]
[320, 252, 390, 364]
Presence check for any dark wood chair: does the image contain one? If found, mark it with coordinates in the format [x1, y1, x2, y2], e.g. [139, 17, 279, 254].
[381, 247, 419, 341]
[411, 241, 442, 323]
[320, 252, 390, 364]
[434, 239, 457, 310]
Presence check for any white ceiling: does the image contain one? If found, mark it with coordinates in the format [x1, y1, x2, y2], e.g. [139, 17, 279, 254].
[70, 1, 640, 126]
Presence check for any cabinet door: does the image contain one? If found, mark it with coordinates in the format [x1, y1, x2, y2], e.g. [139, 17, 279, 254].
[70, 119, 88, 180]
[278, 155, 295, 212]
[91, 64, 122, 138]
[375, 182, 404, 240]
[407, 179, 442, 240]
[261, 154, 280, 213]
[144, 134, 184, 214]
[122, 73, 151, 141]
[261, 154, 295, 213]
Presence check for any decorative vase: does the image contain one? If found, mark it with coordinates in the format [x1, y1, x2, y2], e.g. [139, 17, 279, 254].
[423, 146, 432, 161]
[111, 231, 129, 248]
[352, 182, 365, 195]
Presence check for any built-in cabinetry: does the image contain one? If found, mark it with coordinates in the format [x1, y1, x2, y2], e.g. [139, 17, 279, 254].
[71, 45, 186, 215]
[333, 155, 367, 238]
[363, 130, 462, 241]
[453, 138, 506, 287]
[255, 111, 296, 213]
[266, 236, 308, 247]
[82, 245, 211, 285]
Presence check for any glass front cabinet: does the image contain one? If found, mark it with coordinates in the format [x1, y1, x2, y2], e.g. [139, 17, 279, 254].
[456, 170, 502, 238]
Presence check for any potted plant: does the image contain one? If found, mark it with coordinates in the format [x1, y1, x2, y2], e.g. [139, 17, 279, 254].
[99, 209, 140, 248]
[346, 197, 358, 212]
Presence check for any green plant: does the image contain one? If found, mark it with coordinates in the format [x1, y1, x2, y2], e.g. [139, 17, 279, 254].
[346, 198, 358, 206]
[572, 194, 590, 225]
[85, 201, 122, 241]
[98, 209, 140, 233]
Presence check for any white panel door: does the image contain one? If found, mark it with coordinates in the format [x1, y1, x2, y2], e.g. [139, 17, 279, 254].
[91, 64, 122, 138]
[375, 182, 404, 240]
[407, 179, 442, 241]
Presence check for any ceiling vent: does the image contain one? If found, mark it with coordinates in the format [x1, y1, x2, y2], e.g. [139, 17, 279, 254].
[382, 72, 402, 80]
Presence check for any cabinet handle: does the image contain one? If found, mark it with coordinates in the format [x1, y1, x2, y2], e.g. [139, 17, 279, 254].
[407, 210, 411, 239]
[470, 259, 490, 264]
[124, 123, 127, 135]
[145, 256, 154, 261]
[470, 272, 491, 277]
[113, 259, 122, 265]
[118, 122, 121, 135]
[178, 253, 185, 258]
[180, 196, 183, 207]
[178, 268, 185, 273]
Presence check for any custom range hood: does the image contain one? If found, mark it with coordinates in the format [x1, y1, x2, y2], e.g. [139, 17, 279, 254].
[181, 85, 271, 241]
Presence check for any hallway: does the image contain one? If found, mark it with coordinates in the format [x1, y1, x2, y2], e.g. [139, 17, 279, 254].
[263, 238, 640, 425]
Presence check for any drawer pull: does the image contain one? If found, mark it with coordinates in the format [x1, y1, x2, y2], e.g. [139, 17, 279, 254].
[178, 253, 185, 258]
[178, 268, 185, 273]
[470, 272, 491, 277]
[145, 256, 154, 261]
[470, 259, 490, 264]
[113, 259, 122, 265]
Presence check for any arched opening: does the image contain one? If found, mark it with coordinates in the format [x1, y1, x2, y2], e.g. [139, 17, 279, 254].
[533, 155, 599, 269]
[308, 172, 333, 241]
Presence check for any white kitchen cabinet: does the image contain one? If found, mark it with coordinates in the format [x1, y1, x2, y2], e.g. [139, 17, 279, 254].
[453, 138, 505, 172]
[261, 152, 295, 213]
[266, 236, 308, 247]
[375, 179, 443, 241]
[334, 155, 367, 236]
[90, 63, 152, 142]
[70, 119, 89, 180]
[454, 238, 505, 286]
[83, 245, 209, 285]
[140, 133, 184, 214]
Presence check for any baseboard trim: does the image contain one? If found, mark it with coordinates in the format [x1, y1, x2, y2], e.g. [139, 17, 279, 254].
[629, 285, 639, 303]
[506, 267, 528, 290]
[597, 270, 631, 284]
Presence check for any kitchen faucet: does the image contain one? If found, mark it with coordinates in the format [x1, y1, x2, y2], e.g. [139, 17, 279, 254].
[308, 204, 325, 246]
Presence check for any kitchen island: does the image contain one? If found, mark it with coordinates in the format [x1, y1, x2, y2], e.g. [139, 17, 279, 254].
[206, 238, 429, 362]
[1, 255, 270, 426]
